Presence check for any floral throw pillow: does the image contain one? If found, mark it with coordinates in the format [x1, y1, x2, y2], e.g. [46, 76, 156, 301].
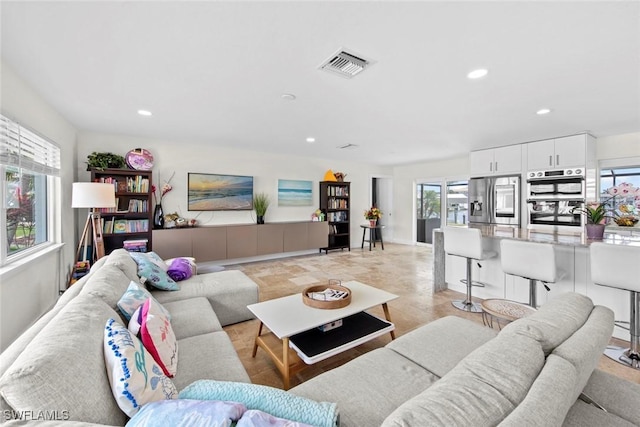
[140, 298, 179, 377]
[103, 318, 177, 417]
[117, 281, 172, 321]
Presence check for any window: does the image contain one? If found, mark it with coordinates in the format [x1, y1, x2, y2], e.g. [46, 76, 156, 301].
[599, 165, 640, 217]
[1, 114, 60, 263]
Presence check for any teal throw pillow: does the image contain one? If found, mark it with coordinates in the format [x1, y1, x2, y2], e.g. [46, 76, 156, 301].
[130, 253, 179, 291]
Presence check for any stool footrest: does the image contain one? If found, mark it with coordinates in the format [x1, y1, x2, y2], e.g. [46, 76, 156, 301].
[604, 346, 640, 370]
[452, 300, 482, 313]
[460, 279, 487, 288]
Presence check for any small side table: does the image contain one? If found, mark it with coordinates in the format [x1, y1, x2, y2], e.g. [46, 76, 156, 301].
[481, 299, 536, 330]
[360, 224, 385, 251]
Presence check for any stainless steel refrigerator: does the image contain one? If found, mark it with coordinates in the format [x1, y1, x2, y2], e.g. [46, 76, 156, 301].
[468, 175, 520, 226]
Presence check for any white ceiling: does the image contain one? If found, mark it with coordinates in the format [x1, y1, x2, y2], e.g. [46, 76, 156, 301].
[2, 1, 639, 166]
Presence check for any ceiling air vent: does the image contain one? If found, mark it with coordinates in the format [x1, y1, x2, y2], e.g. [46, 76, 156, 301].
[319, 49, 374, 79]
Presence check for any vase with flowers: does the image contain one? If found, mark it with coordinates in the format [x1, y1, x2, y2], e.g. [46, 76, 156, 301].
[364, 206, 382, 227]
[152, 171, 175, 229]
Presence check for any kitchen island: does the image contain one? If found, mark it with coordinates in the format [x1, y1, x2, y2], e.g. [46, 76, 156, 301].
[433, 224, 640, 340]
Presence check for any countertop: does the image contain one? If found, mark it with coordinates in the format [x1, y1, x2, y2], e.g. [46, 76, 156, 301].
[439, 224, 640, 247]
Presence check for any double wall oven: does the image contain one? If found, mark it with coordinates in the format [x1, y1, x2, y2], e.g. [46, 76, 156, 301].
[527, 168, 585, 228]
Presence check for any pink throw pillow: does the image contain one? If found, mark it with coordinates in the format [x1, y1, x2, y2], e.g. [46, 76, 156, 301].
[140, 298, 178, 377]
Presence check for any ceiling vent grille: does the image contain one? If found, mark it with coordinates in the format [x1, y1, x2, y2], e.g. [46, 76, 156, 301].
[319, 49, 374, 79]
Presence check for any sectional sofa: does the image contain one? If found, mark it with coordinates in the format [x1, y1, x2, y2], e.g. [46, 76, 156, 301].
[1, 249, 639, 426]
[0, 249, 259, 425]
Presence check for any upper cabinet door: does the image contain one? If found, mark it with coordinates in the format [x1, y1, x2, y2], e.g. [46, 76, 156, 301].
[554, 135, 586, 168]
[493, 145, 522, 175]
[527, 139, 556, 170]
[470, 145, 521, 176]
[470, 149, 495, 176]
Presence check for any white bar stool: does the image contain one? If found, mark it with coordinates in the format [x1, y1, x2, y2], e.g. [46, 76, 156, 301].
[590, 242, 640, 370]
[500, 239, 556, 308]
[443, 226, 495, 313]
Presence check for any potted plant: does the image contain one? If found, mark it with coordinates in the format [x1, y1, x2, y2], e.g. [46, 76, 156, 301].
[253, 193, 270, 224]
[572, 202, 611, 240]
[364, 206, 382, 227]
[86, 152, 126, 170]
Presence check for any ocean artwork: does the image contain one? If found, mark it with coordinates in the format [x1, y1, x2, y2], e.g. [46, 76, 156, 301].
[278, 179, 313, 206]
[188, 173, 254, 211]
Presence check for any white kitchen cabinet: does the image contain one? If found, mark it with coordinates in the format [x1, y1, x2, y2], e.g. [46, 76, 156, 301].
[527, 134, 586, 170]
[470, 145, 522, 177]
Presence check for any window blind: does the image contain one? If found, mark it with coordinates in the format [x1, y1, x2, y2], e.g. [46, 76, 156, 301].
[0, 114, 61, 176]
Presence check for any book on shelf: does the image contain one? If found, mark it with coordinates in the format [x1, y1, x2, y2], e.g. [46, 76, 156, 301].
[126, 176, 150, 193]
[103, 218, 114, 234]
[109, 219, 149, 234]
[127, 199, 148, 213]
[123, 238, 148, 252]
[113, 219, 128, 234]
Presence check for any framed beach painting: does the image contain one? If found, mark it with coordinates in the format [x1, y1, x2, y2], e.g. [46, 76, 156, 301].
[278, 179, 313, 206]
[188, 173, 254, 211]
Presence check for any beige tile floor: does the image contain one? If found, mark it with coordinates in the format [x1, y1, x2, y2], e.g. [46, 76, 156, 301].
[223, 243, 640, 389]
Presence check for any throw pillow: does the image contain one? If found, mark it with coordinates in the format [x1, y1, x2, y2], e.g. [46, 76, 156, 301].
[129, 304, 143, 336]
[117, 281, 172, 321]
[130, 252, 179, 291]
[179, 380, 338, 427]
[130, 251, 168, 271]
[140, 298, 179, 377]
[165, 257, 198, 276]
[104, 318, 177, 417]
[126, 399, 247, 427]
[167, 258, 194, 282]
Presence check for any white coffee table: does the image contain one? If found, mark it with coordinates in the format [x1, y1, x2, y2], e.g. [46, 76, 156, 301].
[248, 280, 398, 389]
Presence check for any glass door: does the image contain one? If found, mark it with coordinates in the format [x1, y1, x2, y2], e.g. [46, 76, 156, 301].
[416, 183, 441, 243]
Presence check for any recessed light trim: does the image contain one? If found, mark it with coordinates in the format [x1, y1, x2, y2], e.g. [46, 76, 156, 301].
[137, 110, 152, 116]
[536, 108, 552, 115]
[467, 68, 488, 79]
[306, 137, 316, 143]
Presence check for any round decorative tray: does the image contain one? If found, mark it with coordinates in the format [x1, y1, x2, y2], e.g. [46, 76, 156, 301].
[302, 281, 351, 309]
[125, 148, 154, 170]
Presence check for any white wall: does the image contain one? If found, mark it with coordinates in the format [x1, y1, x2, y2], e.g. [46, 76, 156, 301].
[0, 60, 77, 351]
[595, 131, 640, 161]
[391, 156, 469, 244]
[77, 131, 392, 248]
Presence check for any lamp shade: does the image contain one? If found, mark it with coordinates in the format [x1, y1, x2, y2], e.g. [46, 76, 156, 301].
[72, 182, 116, 208]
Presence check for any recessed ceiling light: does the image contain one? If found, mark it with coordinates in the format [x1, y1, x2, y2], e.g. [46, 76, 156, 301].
[281, 93, 296, 101]
[467, 69, 488, 79]
[306, 137, 316, 143]
[536, 108, 552, 115]
[137, 110, 152, 116]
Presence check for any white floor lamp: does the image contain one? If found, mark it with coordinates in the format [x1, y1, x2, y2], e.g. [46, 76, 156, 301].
[71, 182, 116, 266]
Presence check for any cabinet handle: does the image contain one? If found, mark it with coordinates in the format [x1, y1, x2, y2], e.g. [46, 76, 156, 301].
[490, 162, 492, 172]
[556, 154, 560, 165]
[495, 161, 498, 171]
[549, 155, 552, 166]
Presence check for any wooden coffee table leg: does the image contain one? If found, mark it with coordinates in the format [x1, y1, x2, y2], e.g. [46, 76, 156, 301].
[382, 303, 396, 340]
[252, 321, 264, 357]
[283, 337, 290, 390]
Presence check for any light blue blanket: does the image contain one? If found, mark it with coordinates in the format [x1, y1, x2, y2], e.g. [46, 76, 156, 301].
[179, 380, 339, 427]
